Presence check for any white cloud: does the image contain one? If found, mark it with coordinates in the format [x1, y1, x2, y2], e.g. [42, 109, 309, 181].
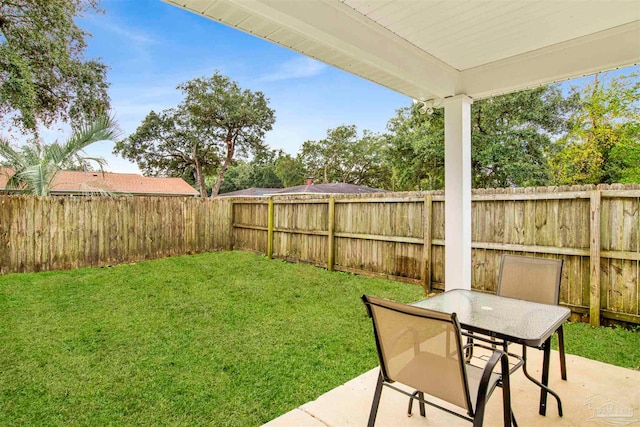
[90, 19, 158, 46]
[258, 57, 328, 83]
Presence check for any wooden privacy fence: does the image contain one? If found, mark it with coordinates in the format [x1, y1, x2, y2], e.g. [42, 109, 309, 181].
[0, 196, 232, 274]
[231, 184, 640, 326]
[1, 185, 638, 326]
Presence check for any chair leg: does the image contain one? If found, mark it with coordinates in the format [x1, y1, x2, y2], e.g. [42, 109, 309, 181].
[368, 371, 384, 427]
[407, 391, 426, 418]
[557, 326, 567, 381]
[418, 392, 426, 417]
[500, 354, 514, 427]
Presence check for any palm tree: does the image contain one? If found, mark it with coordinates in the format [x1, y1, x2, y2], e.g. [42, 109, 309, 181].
[0, 114, 120, 196]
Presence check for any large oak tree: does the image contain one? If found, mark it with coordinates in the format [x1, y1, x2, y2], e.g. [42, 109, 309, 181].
[0, 0, 110, 133]
[114, 108, 219, 197]
[179, 73, 275, 197]
[115, 72, 274, 197]
[385, 85, 577, 190]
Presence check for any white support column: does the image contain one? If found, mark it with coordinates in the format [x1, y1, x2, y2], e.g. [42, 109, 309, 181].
[443, 95, 473, 291]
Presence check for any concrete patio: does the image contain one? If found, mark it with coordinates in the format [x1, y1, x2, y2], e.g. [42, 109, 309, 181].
[264, 347, 640, 427]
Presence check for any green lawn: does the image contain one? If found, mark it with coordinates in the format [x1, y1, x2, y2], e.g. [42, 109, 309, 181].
[1, 251, 638, 426]
[552, 322, 640, 370]
[0, 251, 423, 427]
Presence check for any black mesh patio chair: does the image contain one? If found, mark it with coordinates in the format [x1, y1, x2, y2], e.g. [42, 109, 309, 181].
[497, 254, 567, 381]
[362, 295, 516, 427]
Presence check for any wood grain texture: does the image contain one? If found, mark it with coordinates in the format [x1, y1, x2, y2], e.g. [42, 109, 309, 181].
[0, 196, 231, 272]
[1, 184, 639, 324]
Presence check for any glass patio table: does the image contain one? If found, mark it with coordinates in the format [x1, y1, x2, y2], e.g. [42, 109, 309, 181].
[413, 289, 571, 417]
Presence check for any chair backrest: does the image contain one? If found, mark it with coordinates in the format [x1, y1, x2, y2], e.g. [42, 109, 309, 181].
[362, 295, 472, 413]
[497, 254, 563, 305]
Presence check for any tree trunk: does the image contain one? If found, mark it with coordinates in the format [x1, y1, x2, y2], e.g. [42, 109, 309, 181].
[194, 156, 207, 197]
[210, 138, 235, 197]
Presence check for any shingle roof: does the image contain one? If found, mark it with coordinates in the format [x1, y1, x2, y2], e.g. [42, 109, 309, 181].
[218, 187, 283, 197]
[0, 169, 199, 196]
[218, 183, 388, 197]
[274, 183, 388, 195]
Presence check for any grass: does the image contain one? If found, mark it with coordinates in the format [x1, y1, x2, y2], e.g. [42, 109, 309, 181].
[1, 251, 638, 426]
[0, 251, 423, 427]
[552, 322, 640, 370]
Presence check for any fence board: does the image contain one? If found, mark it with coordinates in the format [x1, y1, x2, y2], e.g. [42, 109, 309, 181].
[226, 185, 639, 324]
[2, 184, 639, 325]
[0, 196, 230, 272]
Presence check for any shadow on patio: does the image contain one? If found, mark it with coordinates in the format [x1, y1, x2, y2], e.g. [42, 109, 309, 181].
[264, 347, 640, 427]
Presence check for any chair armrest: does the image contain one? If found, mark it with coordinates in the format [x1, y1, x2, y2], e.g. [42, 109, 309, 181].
[473, 349, 503, 416]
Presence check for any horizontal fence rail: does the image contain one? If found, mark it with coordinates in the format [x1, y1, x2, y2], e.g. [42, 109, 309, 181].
[230, 184, 640, 326]
[1, 184, 639, 327]
[0, 196, 232, 273]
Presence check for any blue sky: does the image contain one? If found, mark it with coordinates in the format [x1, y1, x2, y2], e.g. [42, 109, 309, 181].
[71, 0, 408, 173]
[44, 0, 638, 174]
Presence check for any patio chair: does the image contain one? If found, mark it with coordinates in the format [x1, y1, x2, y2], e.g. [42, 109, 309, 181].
[362, 295, 516, 427]
[497, 254, 566, 381]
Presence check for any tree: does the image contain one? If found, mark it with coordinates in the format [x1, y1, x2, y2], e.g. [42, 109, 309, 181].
[299, 125, 390, 187]
[471, 86, 575, 188]
[0, 0, 110, 133]
[114, 108, 220, 197]
[384, 105, 444, 191]
[218, 149, 285, 194]
[274, 153, 306, 187]
[549, 73, 640, 185]
[384, 85, 577, 190]
[0, 114, 119, 195]
[178, 72, 275, 197]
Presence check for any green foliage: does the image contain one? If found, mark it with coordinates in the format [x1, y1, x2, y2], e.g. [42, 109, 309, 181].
[178, 72, 275, 196]
[218, 149, 285, 194]
[0, 251, 423, 426]
[0, 114, 119, 195]
[0, 0, 110, 133]
[384, 105, 444, 190]
[472, 86, 575, 188]
[274, 153, 306, 187]
[549, 73, 640, 185]
[115, 72, 275, 197]
[299, 124, 390, 188]
[608, 134, 640, 183]
[384, 86, 576, 190]
[114, 108, 220, 198]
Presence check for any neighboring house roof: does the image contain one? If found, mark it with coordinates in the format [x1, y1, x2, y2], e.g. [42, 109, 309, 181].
[219, 183, 388, 197]
[0, 169, 199, 196]
[275, 183, 388, 195]
[218, 187, 283, 197]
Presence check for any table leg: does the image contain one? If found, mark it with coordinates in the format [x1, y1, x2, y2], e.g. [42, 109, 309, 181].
[539, 337, 551, 415]
[521, 344, 563, 417]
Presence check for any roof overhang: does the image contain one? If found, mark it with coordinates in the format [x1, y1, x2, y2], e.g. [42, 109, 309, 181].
[165, 0, 640, 101]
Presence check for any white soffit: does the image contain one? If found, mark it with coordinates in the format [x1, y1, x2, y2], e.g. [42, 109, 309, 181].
[165, 0, 640, 101]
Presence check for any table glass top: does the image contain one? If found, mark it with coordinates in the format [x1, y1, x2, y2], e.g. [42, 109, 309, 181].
[413, 289, 571, 346]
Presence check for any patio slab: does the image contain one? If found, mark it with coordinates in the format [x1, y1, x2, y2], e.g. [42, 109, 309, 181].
[264, 347, 640, 427]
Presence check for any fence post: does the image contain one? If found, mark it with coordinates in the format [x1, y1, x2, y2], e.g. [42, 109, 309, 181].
[229, 200, 235, 250]
[589, 189, 601, 327]
[421, 194, 433, 293]
[327, 197, 335, 271]
[267, 199, 274, 258]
